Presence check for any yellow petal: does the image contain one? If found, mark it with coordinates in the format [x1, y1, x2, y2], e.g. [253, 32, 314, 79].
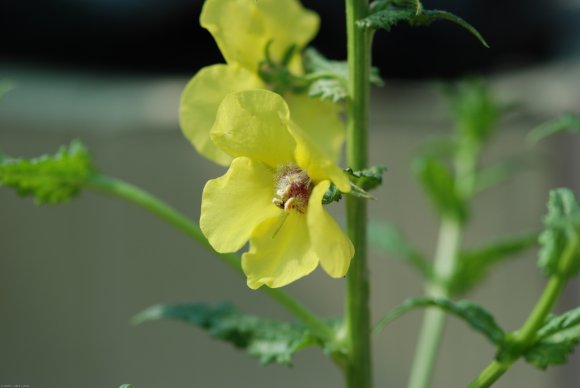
[307, 181, 354, 278]
[179, 64, 264, 166]
[211, 89, 296, 169]
[285, 93, 345, 164]
[242, 212, 318, 289]
[200, 157, 279, 253]
[200, 0, 319, 74]
[288, 121, 351, 192]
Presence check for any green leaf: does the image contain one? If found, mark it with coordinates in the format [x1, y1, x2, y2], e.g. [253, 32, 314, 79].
[413, 155, 466, 222]
[527, 113, 580, 145]
[119, 385, 134, 388]
[374, 298, 505, 346]
[0, 140, 94, 204]
[524, 307, 580, 369]
[368, 220, 432, 280]
[538, 189, 580, 278]
[302, 48, 383, 102]
[448, 233, 538, 295]
[358, 0, 489, 48]
[443, 78, 501, 146]
[133, 302, 319, 365]
[473, 155, 536, 194]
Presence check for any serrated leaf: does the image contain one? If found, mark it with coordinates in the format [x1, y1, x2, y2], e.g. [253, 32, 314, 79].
[524, 307, 580, 369]
[538, 189, 580, 278]
[368, 220, 432, 280]
[0, 140, 94, 204]
[133, 302, 319, 365]
[449, 233, 538, 295]
[303, 48, 383, 102]
[413, 155, 466, 222]
[359, 1, 489, 48]
[527, 113, 580, 145]
[308, 79, 348, 103]
[374, 298, 505, 345]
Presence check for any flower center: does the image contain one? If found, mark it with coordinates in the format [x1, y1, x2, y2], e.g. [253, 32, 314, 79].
[272, 164, 313, 214]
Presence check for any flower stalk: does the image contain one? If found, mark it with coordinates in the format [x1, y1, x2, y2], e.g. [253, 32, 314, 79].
[468, 234, 578, 388]
[345, 0, 373, 387]
[85, 174, 334, 342]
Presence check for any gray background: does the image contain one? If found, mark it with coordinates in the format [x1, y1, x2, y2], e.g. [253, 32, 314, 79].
[1, 60, 580, 387]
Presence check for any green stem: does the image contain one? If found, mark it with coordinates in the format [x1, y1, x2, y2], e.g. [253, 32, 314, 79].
[345, 0, 372, 387]
[468, 236, 578, 388]
[408, 145, 477, 388]
[85, 174, 333, 341]
[408, 218, 463, 388]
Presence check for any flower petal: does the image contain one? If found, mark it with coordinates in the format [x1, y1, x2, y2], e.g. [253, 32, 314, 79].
[288, 121, 351, 192]
[200, 157, 279, 253]
[211, 89, 296, 169]
[285, 93, 345, 164]
[200, 0, 319, 74]
[179, 64, 264, 166]
[242, 212, 318, 289]
[307, 181, 354, 278]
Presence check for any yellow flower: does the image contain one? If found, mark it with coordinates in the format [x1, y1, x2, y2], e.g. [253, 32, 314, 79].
[179, 0, 345, 166]
[200, 89, 354, 289]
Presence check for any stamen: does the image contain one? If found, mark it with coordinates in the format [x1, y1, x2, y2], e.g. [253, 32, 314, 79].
[273, 164, 313, 214]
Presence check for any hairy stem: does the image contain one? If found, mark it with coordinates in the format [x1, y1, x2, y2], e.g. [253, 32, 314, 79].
[85, 174, 333, 341]
[345, 0, 373, 387]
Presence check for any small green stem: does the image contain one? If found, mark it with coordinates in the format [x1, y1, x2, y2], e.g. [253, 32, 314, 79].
[85, 174, 333, 341]
[345, 0, 373, 387]
[468, 236, 578, 388]
[408, 218, 463, 388]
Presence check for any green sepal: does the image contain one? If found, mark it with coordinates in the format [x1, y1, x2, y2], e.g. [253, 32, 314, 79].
[344, 165, 386, 192]
[374, 297, 505, 346]
[133, 302, 321, 365]
[302, 48, 383, 102]
[413, 155, 466, 222]
[368, 220, 432, 280]
[527, 113, 580, 145]
[538, 189, 580, 278]
[0, 140, 94, 204]
[523, 307, 580, 369]
[322, 182, 343, 205]
[358, 0, 489, 48]
[258, 41, 309, 95]
[448, 233, 538, 295]
[322, 165, 386, 205]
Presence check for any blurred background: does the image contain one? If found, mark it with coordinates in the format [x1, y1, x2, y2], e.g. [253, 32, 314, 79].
[1, 0, 580, 387]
